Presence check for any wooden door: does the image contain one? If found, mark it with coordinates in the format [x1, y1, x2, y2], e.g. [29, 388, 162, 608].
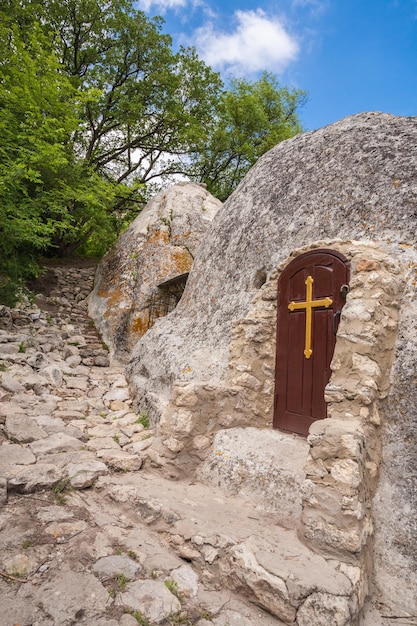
[273, 250, 350, 436]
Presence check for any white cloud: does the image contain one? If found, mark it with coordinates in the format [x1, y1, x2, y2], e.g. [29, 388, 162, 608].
[136, 0, 188, 12]
[193, 9, 299, 75]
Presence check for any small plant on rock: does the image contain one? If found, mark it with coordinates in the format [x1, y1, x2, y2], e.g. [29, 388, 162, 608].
[136, 409, 150, 429]
[164, 578, 180, 599]
[127, 549, 137, 561]
[131, 611, 152, 626]
[108, 573, 130, 597]
[18, 341, 26, 353]
[53, 478, 71, 505]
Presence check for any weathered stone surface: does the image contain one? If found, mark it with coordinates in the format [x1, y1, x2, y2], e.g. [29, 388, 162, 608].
[66, 457, 108, 488]
[5, 414, 48, 443]
[1, 117, 416, 624]
[0, 443, 36, 469]
[103, 387, 130, 402]
[29, 432, 83, 456]
[297, 592, 352, 626]
[117, 580, 181, 624]
[128, 113, 417, 408]
[222, 542, 295, 622]
[27, 351, 49, 369]
[197, 427, 309, 526]
[124, 113, 417, 620]
[35, 569, 109, 623]
[0, 476, 7, 506]
[36, 505, 75, 523]
[86, 437, 121, 451]
[0, 372, 25, 393]
[65, 375, 89, 390]
[7, 462, 64, 491]
[170, 564, 199, 598]
[96, 448, 143, 472]
[88, 182, 221, 361]
[41, 364, 64, 387]
[220, 534, 351, 622]
[92, 555, 142, 579]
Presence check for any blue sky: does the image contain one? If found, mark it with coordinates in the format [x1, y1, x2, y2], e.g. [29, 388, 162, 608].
[134, 0, 417, 131]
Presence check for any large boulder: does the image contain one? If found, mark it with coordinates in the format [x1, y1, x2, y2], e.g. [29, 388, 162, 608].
[128, 112, 417, 404]
[126, 112, 417, 618]
[88, 182, 221, 361]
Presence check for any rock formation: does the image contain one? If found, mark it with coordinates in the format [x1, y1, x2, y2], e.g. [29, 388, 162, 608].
[124, 112, 417, 622]
[88, 182, 221, 362]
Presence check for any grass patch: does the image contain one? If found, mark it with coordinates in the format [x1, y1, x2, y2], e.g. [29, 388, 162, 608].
[164, 578, 180, 599]
[108, 573, 130, 597]
[136, 409, 150, 429]
[53, 478, 72, 505]
[127, 549, 138, 561]
[131, 611, 152, 626]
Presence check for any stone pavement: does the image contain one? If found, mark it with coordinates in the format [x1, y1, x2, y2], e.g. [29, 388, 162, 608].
[0, 263, 409, 626]
[0, 263, 283, 626]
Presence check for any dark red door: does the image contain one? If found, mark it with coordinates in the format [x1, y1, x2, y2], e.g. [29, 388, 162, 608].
[273, 250, 350, 436]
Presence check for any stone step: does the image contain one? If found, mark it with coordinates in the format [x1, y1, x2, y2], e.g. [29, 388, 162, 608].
[196, 426, 310, 529]
[99, 472, 359, 625]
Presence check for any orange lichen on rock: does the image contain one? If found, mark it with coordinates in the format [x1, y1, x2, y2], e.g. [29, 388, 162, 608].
[147, 229, 169, 245]
[131, 312, 150, 338]
[96, 288, 128, 316]
[171, 248, 193, 274]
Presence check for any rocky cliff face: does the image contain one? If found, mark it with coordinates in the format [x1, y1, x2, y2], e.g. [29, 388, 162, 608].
[88, 182, 221, 362]
[126, 112, 417, 618]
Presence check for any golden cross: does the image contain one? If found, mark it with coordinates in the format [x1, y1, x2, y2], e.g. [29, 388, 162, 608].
[288, 275, 333, 359]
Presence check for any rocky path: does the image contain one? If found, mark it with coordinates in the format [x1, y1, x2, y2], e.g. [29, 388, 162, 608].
[0, 263, 404, 626]
[0, 263, 285, 626]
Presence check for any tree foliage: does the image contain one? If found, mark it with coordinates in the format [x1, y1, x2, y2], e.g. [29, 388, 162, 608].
[189, 72, 306, 201]
[0, 0, 305, 304]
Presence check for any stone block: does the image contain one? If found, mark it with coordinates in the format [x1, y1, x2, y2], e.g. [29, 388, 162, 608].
[117, 580, 181, 624]
[66, 458, 108, 489]
[92, 555, 142, 580]
[0, 372, 25, 393]
[222, 543, 296, 623]
[5, 414, 48, 443]
[170, 564, 199, 598]
[29, 433, 83, 457]
[197, 427, 309, 524]
[308, 418, 365, 461]
[297, 592, 352, 626]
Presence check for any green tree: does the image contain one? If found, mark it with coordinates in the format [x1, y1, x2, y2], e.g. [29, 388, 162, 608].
[38, 0, 222, 204]
[189, 72, 306, 201]
[0, 0, 222, 302]
[0, 0, 305, 305]
[0, 20, 79, 303]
